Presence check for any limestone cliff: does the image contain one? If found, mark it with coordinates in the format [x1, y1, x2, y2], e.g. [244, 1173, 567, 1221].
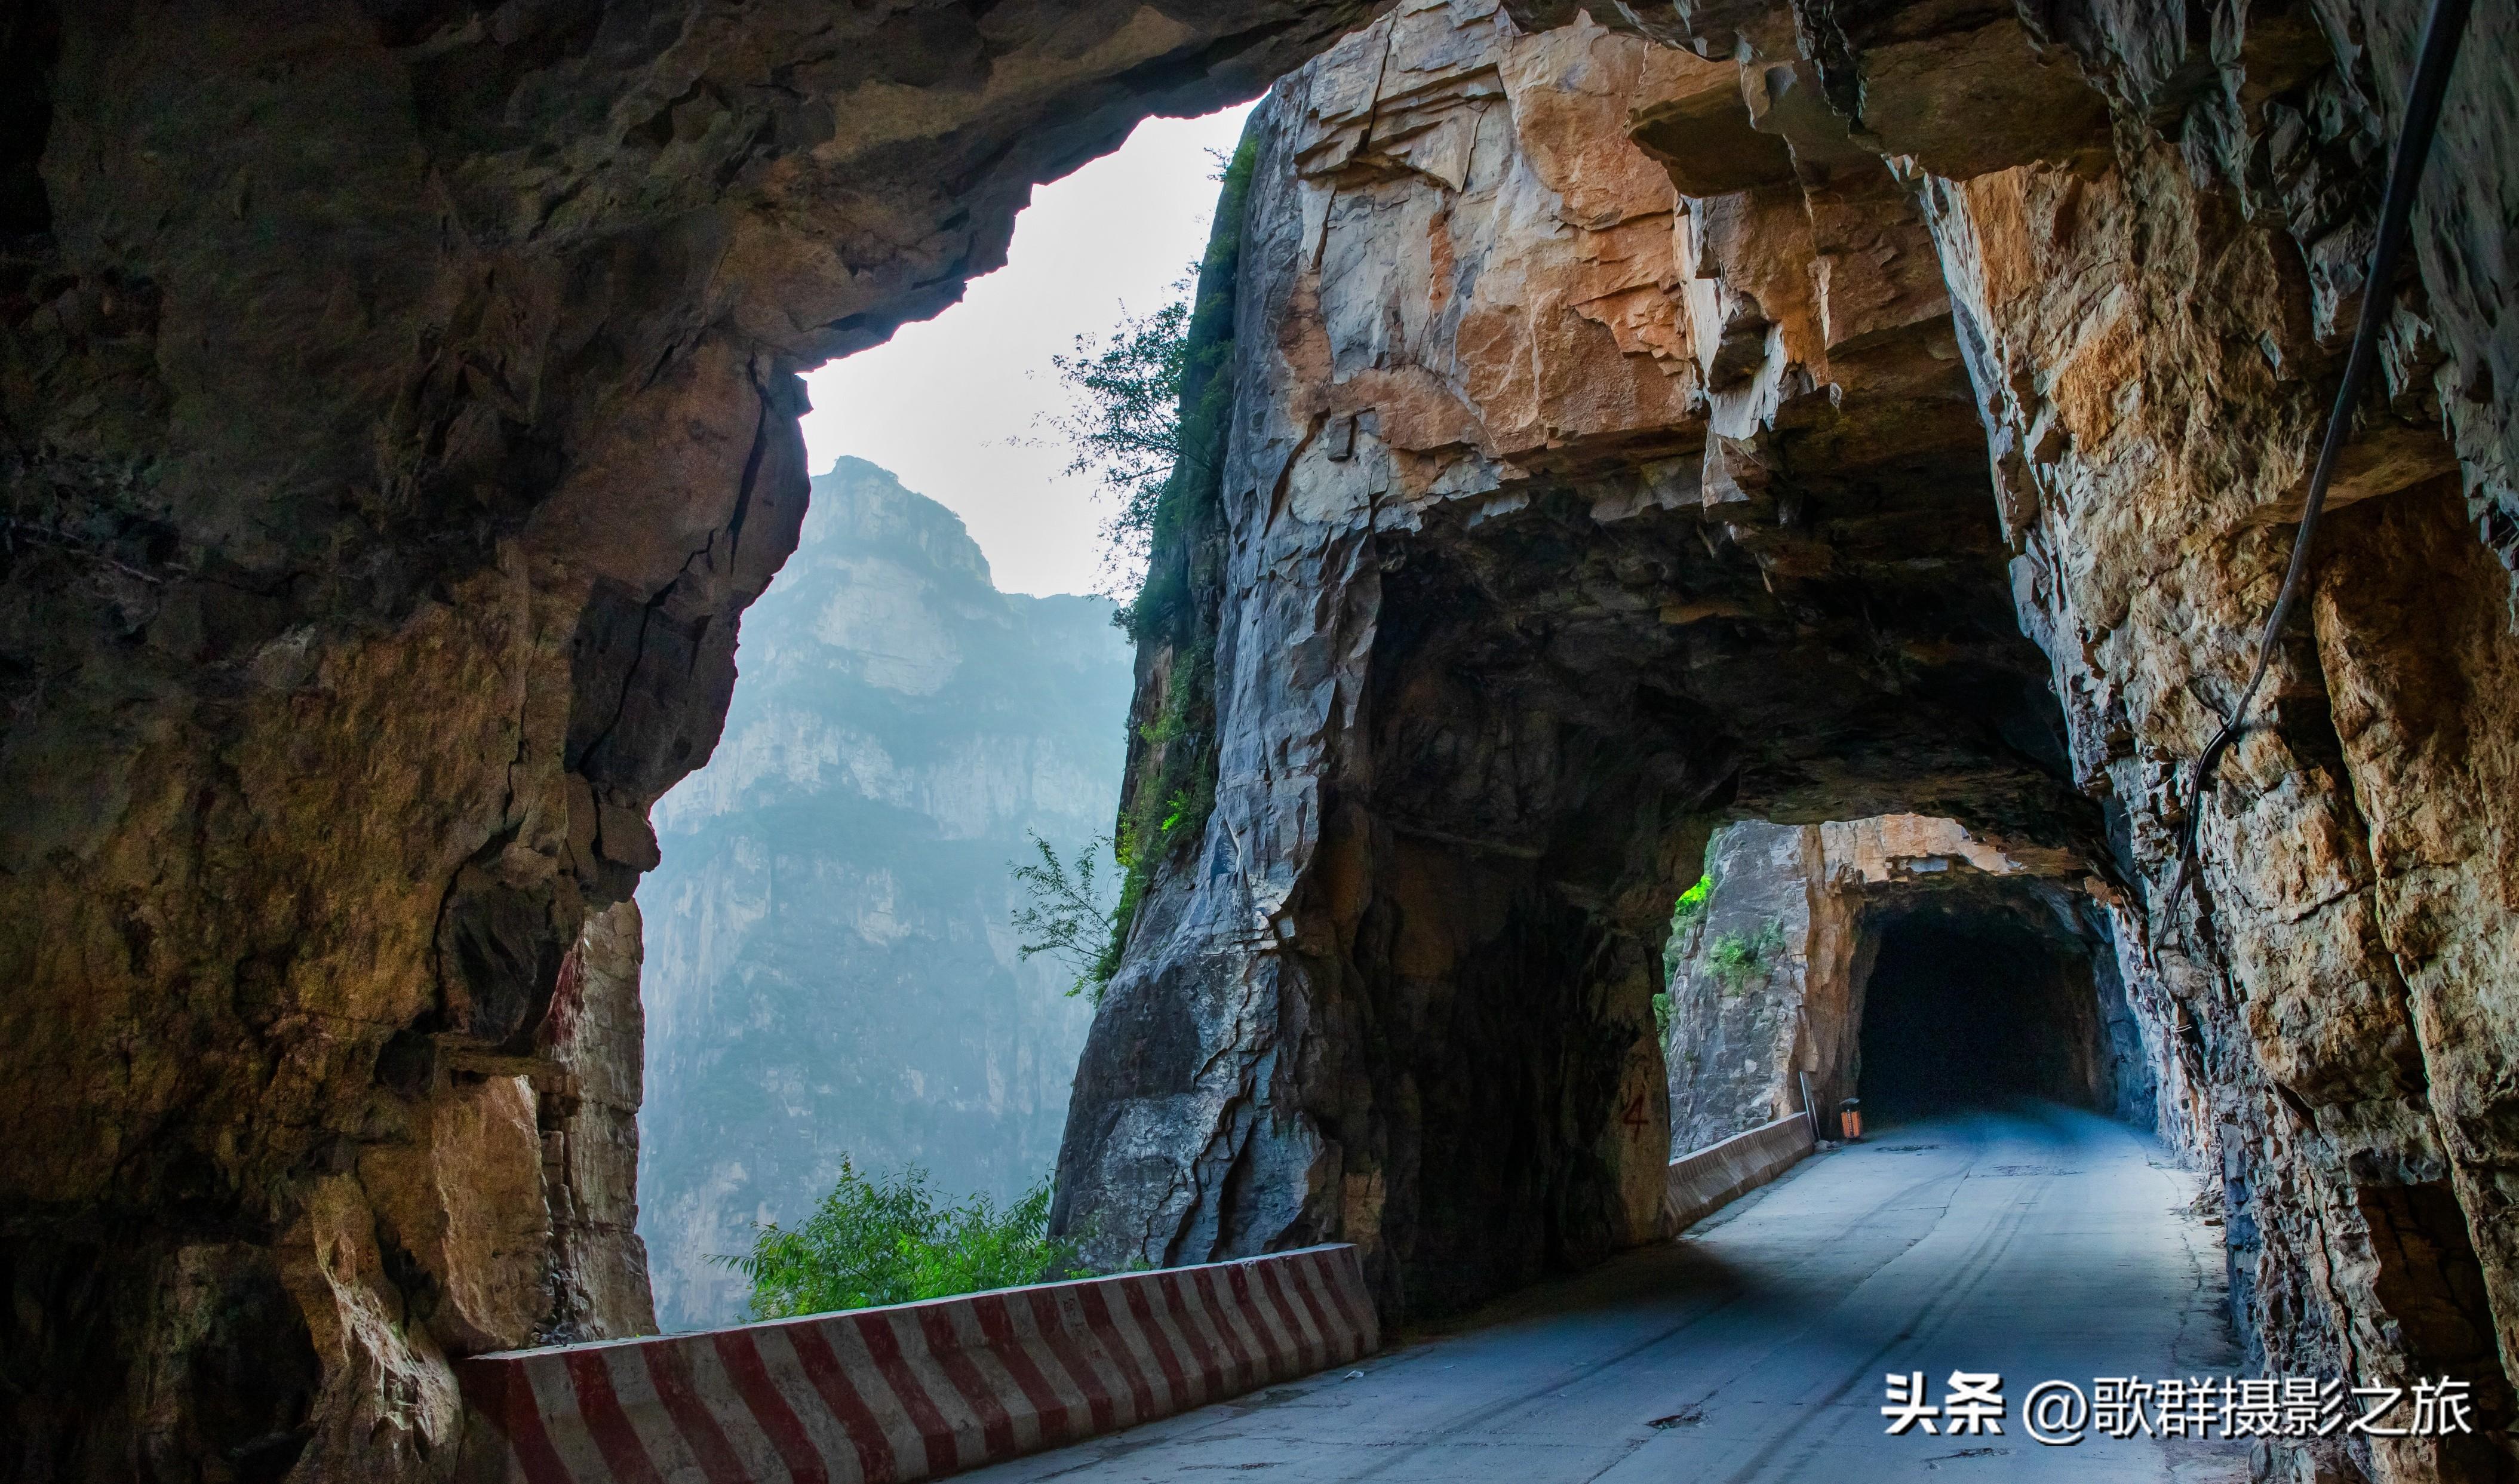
[635, 459, 1127, 1331]
[1055, 5, 2519, 1482]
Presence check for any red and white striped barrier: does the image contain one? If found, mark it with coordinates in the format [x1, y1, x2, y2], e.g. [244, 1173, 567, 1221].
[459, 1245, 1378, 1483]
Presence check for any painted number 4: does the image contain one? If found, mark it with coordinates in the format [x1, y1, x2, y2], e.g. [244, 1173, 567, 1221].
[1621, 1093, 1650, 1136]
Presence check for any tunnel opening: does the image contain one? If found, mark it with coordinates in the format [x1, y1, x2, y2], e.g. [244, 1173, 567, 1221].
[1659, 819, 2153, 1166]
[1854, 895, 2112, 1124]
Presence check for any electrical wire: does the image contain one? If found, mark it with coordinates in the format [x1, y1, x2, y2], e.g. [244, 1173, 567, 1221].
[2161, 0, 2475, 932]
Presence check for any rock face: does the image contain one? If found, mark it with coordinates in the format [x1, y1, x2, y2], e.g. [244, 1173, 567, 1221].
[1055, 4, 2519, 1483]
[0, 0, 1374, 1477]
[1057, 0, 2098, 1322]
[635, 459, 1126, 1331]
[6, 0, 2517, 1479]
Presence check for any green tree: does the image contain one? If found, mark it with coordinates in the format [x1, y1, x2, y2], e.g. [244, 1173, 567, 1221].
[718, 1159, 1090, 1320]
[1010, 830, 1120, 998]
[1043, 293, 1192, 588]
[1033, 129, 1261, 1003]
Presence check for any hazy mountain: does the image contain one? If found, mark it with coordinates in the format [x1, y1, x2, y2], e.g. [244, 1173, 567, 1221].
[635, 457, 1132, 1331]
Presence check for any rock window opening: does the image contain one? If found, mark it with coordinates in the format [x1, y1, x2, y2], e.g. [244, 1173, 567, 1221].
[631, 106, 1248, 1332]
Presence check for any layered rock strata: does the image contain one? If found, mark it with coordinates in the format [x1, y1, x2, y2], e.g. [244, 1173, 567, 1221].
[1, 1, 1372, 1476]
[1058, 5, 2519, 1482]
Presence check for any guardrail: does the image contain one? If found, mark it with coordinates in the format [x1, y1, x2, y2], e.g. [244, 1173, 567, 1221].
[459, 1244, 1377, 1483]
[1664, 1110, 1815, 1232]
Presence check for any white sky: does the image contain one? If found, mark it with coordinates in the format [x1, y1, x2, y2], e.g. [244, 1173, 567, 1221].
[800, 102, 1258, 598]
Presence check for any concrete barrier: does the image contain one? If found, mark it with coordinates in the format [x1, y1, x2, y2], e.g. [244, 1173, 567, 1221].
[459, 1245, 1377, 1483]
[1664, 1111, 1815, 1232]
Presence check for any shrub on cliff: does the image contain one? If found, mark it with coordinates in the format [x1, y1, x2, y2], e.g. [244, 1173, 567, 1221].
[1707, 919, 1787, 996]
[1018, 126, 1259, 1003]
[720, 1159, 1089, 1320]
[1045, 296, 1193, 589]
[1011, 829, 1120, 998]
[1671, 872, 1713, 932]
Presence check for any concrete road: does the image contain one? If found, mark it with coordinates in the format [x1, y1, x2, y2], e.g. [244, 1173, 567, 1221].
[965, 1104, 2250, 1483]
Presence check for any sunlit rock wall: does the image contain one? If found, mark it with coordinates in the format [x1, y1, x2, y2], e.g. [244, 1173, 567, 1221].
[1062, 2, 2519, 1479]
[635, 459, 1125, 1331]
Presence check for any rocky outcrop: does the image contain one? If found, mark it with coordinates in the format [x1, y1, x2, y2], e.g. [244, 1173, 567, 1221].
[636, 459, 1126, 1331]
[0, 0, 1374, 1476]
[1057, 4, 2519, 1482]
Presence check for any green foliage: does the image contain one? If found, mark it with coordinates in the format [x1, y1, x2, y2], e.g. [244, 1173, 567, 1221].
[1045, 133, 1259, 619]
[1090, 643, 1220, 990]
[1120, 131, 1255, 643]
[1046, 297, 1193, 587]
[717, 1159, 1089, 1321]
[1651, 990, 1673, 1039]
[1707, 918, 1787, 996]
[1663, 859, 1717, 990]
[1670, 872, 1713, 932]
[1010, 831, 1119, 999]
[1061, 124, 1262, 998]
[1135, 637, 1215, 839]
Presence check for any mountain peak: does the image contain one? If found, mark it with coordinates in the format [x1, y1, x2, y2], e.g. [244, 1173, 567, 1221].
[801, 457, 996, 591]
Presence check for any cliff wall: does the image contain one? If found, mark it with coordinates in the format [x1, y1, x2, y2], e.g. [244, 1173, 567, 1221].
[1056, 5, 2519, 1481]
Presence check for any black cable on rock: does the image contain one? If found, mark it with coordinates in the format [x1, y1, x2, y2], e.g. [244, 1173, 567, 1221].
[2162, 0, 2475, 933]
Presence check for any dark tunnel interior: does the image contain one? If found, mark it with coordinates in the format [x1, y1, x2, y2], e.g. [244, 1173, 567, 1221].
[1855, 898, 2107, 1122]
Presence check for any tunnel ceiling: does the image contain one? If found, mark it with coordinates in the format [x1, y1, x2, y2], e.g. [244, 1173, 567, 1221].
[1371, 459, 2090, 847]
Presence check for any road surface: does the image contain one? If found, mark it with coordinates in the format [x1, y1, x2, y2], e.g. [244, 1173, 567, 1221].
[965, 1104, 2250, 1483]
